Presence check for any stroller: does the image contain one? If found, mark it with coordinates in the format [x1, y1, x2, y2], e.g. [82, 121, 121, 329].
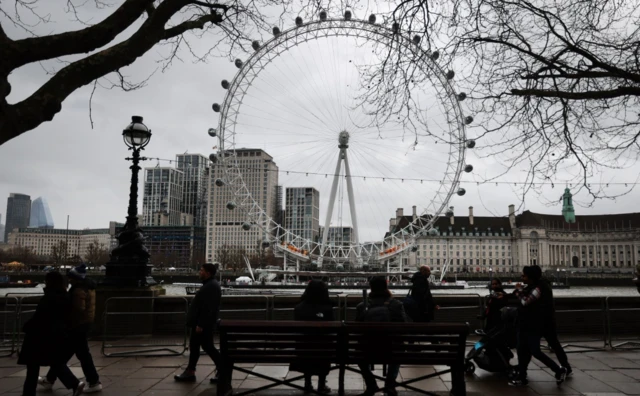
[464, 306, 519, 379]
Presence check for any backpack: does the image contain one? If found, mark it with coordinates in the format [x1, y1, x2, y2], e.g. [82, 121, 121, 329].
[363, 299, 392, 322]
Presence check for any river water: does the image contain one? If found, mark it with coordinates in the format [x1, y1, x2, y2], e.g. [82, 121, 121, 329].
[3, 284, 639, 297]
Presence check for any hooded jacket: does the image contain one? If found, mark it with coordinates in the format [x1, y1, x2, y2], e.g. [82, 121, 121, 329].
[70, 277, 96, 327]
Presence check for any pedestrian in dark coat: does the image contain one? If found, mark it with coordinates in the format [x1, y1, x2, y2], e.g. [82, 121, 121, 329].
[355, 276, 409, 396]
[405, 266, 439, 322]
[39, 264, 101, 393]
[289, 280, 334, 394]
[175, 263, 231, 395]
[19, 271, 84, 396]
[509, 266, 566, 388]
[532, 266, 571, 376]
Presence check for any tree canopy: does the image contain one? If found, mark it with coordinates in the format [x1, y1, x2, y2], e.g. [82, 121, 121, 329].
[354, 0, 640, 202]
[0, 0, 300, 145]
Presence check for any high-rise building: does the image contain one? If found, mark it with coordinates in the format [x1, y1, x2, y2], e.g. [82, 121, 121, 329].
[206, 149, 279, 262]
[285, 187, 320, 242]
[176, 154, 209, 227]
[5, 193, 31, 242]
[29, 197, 55, 229]
[0, 214, 4, 243]
[142, 168, 184, 226]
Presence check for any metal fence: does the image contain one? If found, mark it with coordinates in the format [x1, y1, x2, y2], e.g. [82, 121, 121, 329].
[606, 296, 640, 350]
[0, 297, 19, 357]
[541, 297, 608, 353]
[102, 296, 189, 357]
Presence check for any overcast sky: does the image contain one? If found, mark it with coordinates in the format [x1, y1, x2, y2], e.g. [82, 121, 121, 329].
[2, 2, 640, 240]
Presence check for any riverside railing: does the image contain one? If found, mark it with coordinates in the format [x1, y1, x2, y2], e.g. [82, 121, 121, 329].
[0, 293, 635, 358]
[0, 297, 19, 357]
[541, 297, 608, 353]
[606, 296, 640, 350]
[102, 296, 189, 357]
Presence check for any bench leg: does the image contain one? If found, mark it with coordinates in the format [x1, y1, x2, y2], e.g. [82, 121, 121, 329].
[339, 364, 345, 396]
[450, 365, 466, 396]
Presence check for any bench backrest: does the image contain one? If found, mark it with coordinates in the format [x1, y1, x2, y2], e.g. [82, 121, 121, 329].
[343, 322, 469, 366]
[219, 320, 468, 366]
[219, 320, 343, 364]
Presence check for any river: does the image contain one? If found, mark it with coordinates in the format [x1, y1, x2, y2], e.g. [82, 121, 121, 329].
[3, 284, 638, 297]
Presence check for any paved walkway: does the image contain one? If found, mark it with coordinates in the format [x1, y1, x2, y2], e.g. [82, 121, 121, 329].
[0, 341, 639, 396]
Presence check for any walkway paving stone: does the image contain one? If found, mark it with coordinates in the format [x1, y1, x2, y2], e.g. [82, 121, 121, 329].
[0, 342, 638, 395]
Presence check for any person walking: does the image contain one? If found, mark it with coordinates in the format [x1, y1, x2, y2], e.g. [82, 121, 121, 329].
[38, 264, 101, 392]
[531, 266, 572, 377]
[405, 265, 439, 323]
[356, 277, 409, 396]
[289, 280, 334, 394]
[174, 264, 232, 395]
[19, 271, 85, 396]
[509, 266, 567, 387]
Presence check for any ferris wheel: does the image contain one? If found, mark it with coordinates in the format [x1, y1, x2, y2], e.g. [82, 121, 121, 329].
[209, 11, 475, 269]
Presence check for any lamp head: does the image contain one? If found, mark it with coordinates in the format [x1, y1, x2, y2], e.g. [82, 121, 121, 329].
[123, 116, 151, 149]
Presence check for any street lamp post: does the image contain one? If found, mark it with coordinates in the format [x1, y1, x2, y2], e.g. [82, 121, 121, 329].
[103, 116, 156, 287]
[489, 267, 493, 286]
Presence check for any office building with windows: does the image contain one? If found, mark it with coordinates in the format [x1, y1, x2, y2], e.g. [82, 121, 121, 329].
[176, 154, 209, 227]
[4, 193, 31, 242]
[285, 187, 320, 243]
[29, 197, 55, 229]
[142, 168, 184, 226]
[206, 149, 279, 262]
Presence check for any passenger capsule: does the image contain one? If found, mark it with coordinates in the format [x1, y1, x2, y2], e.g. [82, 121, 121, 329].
[457, 188, 466, 196]
[368, 14, 376, 24]
[272, 26, 281, 36]
[226, 201, 237, 210]
[208, 128, 217, 137]
[252, 40, 260, 51]
[457, 92, 467, 101]
[242, 222, 251, 231]
[465, 116, 474, 125]
[412, 35, 421, 45]
[221, 80, 230, 89]
[344, 10, 352, 20]
[234, 59, 243, 68]
[215, 178, 226, 187]
[319, 11, 327, 20]
[209, 154, 217, 163]
[466, 140, 476, 149]
[431, 51, 440, 61]
[212, 103, 221, 112]
[295, 16, 303, 26]
[464, 164, 473, 173]
[447, 70, 455, 80]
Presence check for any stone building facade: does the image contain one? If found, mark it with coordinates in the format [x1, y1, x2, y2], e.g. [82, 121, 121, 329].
[390, 205, 639, 275]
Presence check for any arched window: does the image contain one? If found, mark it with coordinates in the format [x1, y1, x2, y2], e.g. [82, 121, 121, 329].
[529, 231, 539, 266]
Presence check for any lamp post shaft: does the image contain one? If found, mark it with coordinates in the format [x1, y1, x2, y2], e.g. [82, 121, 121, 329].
[125, 148, 141, 230]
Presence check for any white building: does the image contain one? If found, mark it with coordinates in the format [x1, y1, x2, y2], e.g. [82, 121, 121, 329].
[7, 227, 113, 259]
[285, 187, 320, 243]
[142, 167, 184, 226]
[206, 149, 279, 262]
[389, 205, 640, 275]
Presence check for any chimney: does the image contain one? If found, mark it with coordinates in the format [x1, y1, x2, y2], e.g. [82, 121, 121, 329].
[508, 204, 516, 230]
[450, 206, 455, 225]
[412, 205, 417, 222]
[469, 206, 474, 226]
[390, 218, 397, 229]
[396, 208, 404, 218]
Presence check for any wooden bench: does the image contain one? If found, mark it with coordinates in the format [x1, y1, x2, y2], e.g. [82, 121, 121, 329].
[218, 320, 469, 396]
[340, 322, 469, 396]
